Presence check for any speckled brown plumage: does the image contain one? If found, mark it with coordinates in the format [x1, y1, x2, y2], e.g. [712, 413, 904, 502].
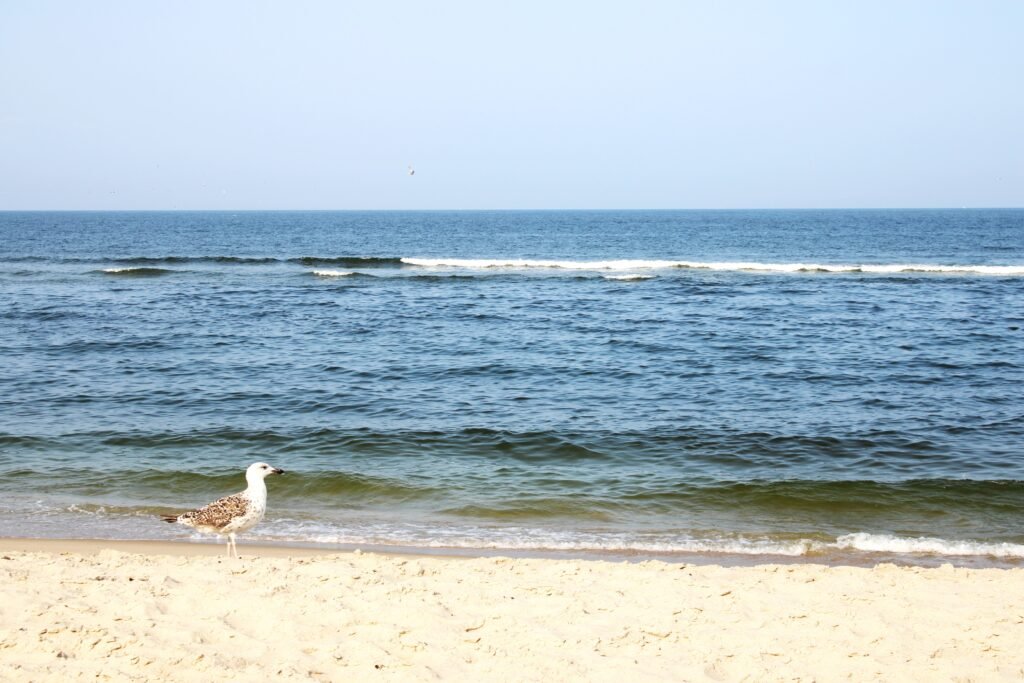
[163, 492, 257, 532]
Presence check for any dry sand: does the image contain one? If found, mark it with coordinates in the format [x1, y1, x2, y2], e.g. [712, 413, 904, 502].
[1, 539, 1022, 682]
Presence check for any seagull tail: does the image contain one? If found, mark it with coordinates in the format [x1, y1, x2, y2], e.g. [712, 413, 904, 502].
[161, 514, 180, 523]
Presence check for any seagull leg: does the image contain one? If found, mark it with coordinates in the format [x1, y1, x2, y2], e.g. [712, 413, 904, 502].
[229, 533, 238, 559]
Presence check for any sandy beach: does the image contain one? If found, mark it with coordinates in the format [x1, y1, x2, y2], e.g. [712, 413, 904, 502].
[1, 540, 1022, 681]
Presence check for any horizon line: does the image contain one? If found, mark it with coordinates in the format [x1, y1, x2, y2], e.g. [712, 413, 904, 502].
[2, 206, 1023, 213]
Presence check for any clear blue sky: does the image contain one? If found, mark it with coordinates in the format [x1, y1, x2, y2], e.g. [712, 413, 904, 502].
[1, 1, 1021, 210]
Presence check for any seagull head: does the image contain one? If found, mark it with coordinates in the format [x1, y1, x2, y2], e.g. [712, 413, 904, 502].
[247, 462, 285, 481]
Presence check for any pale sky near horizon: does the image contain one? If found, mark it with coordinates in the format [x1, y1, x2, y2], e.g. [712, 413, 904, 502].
[1, 1, 1022, 210]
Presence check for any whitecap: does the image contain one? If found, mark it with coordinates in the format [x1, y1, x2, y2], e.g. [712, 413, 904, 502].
[99, 267, 175, 277]
[603, 274, 654, 281]
[399, 258, 1024, 276]
[312, 269, 356, 278]
[401, 258, 682, 271]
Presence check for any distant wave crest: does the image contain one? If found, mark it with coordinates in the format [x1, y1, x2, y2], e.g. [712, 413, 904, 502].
[99, 267, 176, 277]
[401, 258, 1024, 275]
[292, 256, 403, 267]
[603, 274, 654, 281]
[7, 255, 1021, 277]
[114, 256, 278, 265]
[311, 269, 356, 278]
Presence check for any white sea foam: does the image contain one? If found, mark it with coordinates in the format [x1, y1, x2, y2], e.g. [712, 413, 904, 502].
[834, 533, 1024, 558]
[400, 258, 1024, 276]
[401, 258, 682, 270]
[300, 534, 813, 556]
[312, 269, 355, 278]
[100, 267, 174, 276]
[278, 530, 1024, 559]
[855, 264, 1024, 275]
[264, 529, 819, 556]
[603, 274, 654, 281]
[253, 520, 1024, 560]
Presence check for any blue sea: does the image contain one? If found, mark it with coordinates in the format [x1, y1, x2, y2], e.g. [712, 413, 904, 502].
[1, 209, 1023, 565]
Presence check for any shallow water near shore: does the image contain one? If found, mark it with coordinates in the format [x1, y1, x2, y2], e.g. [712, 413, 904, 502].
[1, 209, 1023, 565]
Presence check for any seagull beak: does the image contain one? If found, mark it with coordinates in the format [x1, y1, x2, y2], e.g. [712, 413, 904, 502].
[273, 468, 285, 475]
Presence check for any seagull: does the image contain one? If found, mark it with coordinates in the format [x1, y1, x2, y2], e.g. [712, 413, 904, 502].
[408, 164, 415, 176]
[162, 462, 284, 557]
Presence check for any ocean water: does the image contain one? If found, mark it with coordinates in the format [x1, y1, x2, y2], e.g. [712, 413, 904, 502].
[1, 209, 1023, 565]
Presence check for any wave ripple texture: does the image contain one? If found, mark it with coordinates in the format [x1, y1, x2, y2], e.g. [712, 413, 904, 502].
[1, 209, 1022, 563]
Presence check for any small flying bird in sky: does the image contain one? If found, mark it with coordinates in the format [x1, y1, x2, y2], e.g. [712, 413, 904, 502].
[408, 164, 415, 176]
[162, 462, 284, 558]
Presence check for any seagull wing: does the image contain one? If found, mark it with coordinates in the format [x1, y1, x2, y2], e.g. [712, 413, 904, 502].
[171, 492, 250, 531]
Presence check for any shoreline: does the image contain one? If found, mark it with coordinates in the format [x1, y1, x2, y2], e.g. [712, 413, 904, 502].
[2, 535, 1023, 570]
[0, 536, 338, 559]
[2, 539, 1023, 680]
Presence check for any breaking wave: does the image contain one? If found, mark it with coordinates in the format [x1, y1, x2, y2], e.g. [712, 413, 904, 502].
[99, 267, 176, 277]
[603, 274, 655, 281]
[252, 525, 1024, 560]
[401, 258, 1024, 275]
[9, 254, 1022, 277]
[311, 269, 356, 278]
[833, 533, 1024, 558]
[291, 256, 403, 267]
